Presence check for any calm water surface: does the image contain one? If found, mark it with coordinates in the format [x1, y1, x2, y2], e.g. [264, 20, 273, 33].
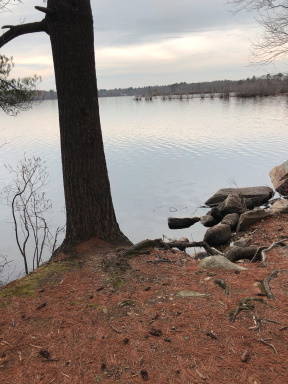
[1, 95, 287, 277]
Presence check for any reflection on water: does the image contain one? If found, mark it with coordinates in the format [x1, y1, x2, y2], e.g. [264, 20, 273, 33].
[0, 95, 288, 277]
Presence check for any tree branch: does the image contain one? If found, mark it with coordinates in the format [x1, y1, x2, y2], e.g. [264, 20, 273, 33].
[35, 6, 55, 16]
[0, 20, 48, 48]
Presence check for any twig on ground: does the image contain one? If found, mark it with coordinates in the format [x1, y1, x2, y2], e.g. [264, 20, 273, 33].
[195, 368, 206, 380]
[0, 339, 12, 346]
[29, 344, 43, 349]
[264, 319, 281, 325]
[280, 325, 288, 331]
[60, 371, 70, 378]
[256, 337, 278, 355]
[251, 314, 279, 354]
[110, 325, 122, 334]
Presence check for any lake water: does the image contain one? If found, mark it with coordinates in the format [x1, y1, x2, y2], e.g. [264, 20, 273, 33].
[1, 95, 288, 278]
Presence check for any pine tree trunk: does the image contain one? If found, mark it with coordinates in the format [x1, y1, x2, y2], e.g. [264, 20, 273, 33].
[46, 0, 131, 247]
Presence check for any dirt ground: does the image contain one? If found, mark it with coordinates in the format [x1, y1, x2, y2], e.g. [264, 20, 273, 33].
[1, 213, 288, 384]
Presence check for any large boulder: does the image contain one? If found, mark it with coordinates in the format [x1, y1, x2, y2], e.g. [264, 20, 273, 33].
[221, 213, 239, 231]
[168, 217, 200, 229]
[269, 161, 288, 196]
[198, 256, 247, 271]
[217, 194, 246, 216]
[205, 186, 274, 207]
[203, 223, 231, 246]
[236, 209, 271, 232]
[269, 199, 288, 214]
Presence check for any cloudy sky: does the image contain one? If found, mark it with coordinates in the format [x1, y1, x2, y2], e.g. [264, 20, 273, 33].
[1, 0, 287, 90]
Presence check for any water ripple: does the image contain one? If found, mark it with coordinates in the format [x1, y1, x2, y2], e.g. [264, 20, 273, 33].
[1, 96, 288, 276]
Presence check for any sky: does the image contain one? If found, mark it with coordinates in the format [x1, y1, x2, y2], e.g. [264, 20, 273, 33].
[1, 0, 287, 90]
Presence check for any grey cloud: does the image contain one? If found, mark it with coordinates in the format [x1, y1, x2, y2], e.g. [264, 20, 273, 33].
[1, 0, 255, 48]
[92, 0, 255, 46]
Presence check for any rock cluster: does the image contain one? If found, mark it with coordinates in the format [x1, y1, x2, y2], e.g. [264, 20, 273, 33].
[166, 164, 288, 269]
[202, 186, 273, 247]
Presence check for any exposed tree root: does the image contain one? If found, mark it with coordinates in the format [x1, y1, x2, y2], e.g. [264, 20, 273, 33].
[230, 297, 265, 322]
[120, 238, 216, 258]
[260, 242, 286, 267]
[263, 270, 278, 300]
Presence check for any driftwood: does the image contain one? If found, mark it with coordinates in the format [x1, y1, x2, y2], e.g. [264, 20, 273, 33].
[120, 238, 216, 258]
[263, 270, 278, 300]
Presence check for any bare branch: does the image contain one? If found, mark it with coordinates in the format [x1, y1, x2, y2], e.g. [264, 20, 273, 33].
[0, 20, 48, 48]
[0, 0, 22, 13]
[3, 156, 65, 274]
[227, 0, 288, 65]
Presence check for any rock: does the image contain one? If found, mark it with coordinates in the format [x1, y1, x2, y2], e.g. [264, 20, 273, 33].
[168, 217, 200, 229]
[234, 238, 251, 247]
[198, 256, 247, 270]
[217, 194, 247, 216]
[193, 251, 209, 260]
[269, 199, 288, 214]
[205, 186, 274, 207]
[236, 209, 271, 232]
[209, 207, 223, 222]
[221, 213, 239, 231]
[244, 198, 255, 210]
[269, 161, 288, 196]
[200, 214, 217, 227]
[175, 290, 209, 298]
[224, 246, 260, 262]
[203, 223, 231, 246]
[178, 237, 189, 242]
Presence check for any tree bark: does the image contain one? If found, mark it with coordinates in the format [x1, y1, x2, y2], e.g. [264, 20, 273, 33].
[46, 0, 131, 247]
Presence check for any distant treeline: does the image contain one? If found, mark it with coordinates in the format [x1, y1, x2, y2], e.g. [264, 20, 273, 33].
[40, 74, 288, 100]
[98, 74, 288, 99]
[38, 90, 58, 100]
